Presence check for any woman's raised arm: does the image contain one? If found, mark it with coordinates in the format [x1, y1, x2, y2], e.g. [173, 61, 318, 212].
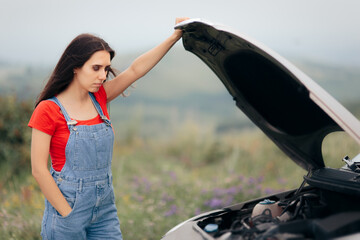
[104, 17, 189, 102]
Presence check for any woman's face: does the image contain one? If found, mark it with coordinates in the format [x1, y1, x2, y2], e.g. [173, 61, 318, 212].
[74, 50, 111, 93]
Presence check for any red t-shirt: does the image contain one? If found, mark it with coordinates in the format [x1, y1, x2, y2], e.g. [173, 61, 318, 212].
[28, 86, 110, 171]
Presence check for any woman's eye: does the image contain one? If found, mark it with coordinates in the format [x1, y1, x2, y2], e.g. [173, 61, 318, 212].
[93, 65, 100, 71]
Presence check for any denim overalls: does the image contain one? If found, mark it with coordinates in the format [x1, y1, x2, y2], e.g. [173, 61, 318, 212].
[41, 93, 122, 240]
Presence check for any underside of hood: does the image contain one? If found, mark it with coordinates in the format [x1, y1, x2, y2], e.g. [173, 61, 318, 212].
[175, 19, 360, 171]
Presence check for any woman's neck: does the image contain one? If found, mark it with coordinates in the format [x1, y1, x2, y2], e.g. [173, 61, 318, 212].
[56, 81, 99, 121]
[58, 80, 89, 104]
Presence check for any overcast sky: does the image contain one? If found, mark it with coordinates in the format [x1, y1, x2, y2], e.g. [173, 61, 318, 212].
[1, 0, 359, 67]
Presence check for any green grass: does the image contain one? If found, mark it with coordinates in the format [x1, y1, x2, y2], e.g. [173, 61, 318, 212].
[0, 122, 359, 240]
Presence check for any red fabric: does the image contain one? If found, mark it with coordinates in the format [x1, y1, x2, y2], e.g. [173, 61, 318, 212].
[28, 86, 110, 171]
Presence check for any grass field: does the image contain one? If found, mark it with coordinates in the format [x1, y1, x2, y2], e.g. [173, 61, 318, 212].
[1, 121, 359, 240]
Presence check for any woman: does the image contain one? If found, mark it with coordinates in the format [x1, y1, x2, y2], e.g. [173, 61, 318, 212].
[29, 17, 189, 239]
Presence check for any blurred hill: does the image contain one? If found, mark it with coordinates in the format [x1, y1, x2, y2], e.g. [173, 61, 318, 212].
[1, 47, 359, 137]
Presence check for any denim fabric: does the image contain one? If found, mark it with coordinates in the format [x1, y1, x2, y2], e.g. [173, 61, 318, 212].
[41, 93, 122, 240]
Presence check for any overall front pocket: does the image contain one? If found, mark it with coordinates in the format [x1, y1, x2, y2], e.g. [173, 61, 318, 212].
[72, 127, 113, 170]
[55, 182, 78, 219]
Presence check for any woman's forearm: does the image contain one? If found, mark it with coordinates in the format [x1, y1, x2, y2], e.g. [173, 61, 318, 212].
[129, 31, 182, 80]
[32, 168, 72, 217]
[105, 31, 182, 101]
[104, 17, 189, 102]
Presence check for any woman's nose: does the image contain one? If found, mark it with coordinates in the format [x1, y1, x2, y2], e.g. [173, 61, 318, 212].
[99, 69, 107, 80]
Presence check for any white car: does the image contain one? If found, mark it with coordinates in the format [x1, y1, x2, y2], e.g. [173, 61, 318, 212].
[162, 19, 360, 240]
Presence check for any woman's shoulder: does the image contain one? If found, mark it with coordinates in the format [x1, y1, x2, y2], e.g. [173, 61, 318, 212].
[35, 99, 62, 115]
[28, 99, 65, 133]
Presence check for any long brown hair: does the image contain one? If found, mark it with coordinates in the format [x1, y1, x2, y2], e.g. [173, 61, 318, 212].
[35, 33, 116, 107]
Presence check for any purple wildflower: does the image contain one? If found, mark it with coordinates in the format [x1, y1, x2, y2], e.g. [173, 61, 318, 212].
[164, 204, 178, 217]
[226, 187, 238, 195]
[257, 176, 264, 183]
[205, 198, 223, 209]
[248, 177, 256, 185]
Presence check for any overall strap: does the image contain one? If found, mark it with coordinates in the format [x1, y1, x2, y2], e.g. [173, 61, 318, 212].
[48, 97, 78, 126]
[88, 92, 111, 125]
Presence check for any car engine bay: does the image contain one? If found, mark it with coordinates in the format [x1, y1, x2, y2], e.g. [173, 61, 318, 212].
[195, 155, 360, 240]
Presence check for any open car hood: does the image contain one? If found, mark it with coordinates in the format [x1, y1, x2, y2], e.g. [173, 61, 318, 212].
[175, 19, 360, 171]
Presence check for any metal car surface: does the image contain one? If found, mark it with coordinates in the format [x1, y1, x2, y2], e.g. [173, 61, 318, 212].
[162, 19, 360, 240]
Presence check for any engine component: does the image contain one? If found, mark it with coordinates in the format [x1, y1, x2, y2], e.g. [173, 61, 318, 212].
[251, 199, 283, 218]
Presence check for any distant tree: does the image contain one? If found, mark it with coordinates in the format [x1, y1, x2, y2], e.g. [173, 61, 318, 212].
[0, 95, 33, 184]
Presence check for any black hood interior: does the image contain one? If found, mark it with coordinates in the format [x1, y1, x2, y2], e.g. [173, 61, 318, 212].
[176, 20, 348, 171]
[224, 50, 333, 136]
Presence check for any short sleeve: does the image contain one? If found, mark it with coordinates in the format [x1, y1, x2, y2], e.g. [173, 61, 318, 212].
[28, 100, 62, 136]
